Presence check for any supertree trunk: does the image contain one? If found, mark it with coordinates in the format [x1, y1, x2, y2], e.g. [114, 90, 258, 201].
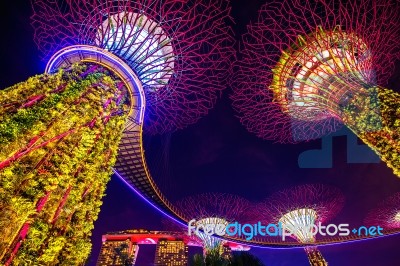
[305, 247, 328, 266]
[0, 63, 129, 265]
[342, 86, 400, 176]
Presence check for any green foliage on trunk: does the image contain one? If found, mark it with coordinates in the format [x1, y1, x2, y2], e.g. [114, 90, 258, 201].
[0, 63, 130, 265]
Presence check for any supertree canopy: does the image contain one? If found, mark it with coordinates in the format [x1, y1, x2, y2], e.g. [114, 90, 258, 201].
[0, 0, 234, 264]
[231, 0, 400, 176]
[176, 193, 251, 254]
[255, 184, 344, 266]
[32, 0, 234, 134]
[365, 192, 400, 231]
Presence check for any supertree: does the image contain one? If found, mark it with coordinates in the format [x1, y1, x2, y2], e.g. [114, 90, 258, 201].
[255, 184, 344, 266]
[32, 0, 234, 134]
[0, 0, 234, 264]
[176, 193, 251, 256]
[231, 0, 400, 176]
[365, 192, 400, 231]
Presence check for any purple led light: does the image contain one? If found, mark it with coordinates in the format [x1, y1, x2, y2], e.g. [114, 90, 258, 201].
[46, 45, 146, 124]
[114, 171, 400, 250]
[113, 170, 187, 228]
[46, 47, 400, 251]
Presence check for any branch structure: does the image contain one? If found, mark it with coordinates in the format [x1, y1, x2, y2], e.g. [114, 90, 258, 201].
[255, 184, 344, 266]
[32, 0, 235, 134]
[365, 192, 400, 230]
[176, 193, 251, 253]
[232, 0, 399, 137]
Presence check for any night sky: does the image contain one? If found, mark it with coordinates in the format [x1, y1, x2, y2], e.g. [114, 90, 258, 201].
[1, 1, 400, 265]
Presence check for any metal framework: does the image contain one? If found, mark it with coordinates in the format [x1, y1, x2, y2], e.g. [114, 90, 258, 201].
[365, 192, 400, 230]
[231, 0, 400, 142]
[32, 0, 235, 134]
[254, 184, 344, 265]
[176, 193, 251, 251]
[279, 208, 318, 243]
[259, 184, 344, 225]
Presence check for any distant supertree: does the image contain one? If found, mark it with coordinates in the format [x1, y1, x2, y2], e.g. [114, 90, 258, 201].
[255, 184, 344, 266]
[365, 192, 400, 230]
[176, 193, 251, 255]
[0, 1, 234, 264]
[231, 0, 400, 176]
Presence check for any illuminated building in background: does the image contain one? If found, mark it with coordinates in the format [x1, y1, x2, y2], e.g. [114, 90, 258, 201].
[96, 229, 197, 266]
[154, 239, 188, 266]
[231, 0, 400, 177]
[161, 217, 248, 260]
[219, 244, 232, 260]
[0, 0, 233, 264]
[97, 240, 138, 266]
[255, 184, 344, 266]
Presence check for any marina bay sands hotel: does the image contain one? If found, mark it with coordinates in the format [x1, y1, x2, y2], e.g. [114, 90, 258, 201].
[96, 229, 235, 265]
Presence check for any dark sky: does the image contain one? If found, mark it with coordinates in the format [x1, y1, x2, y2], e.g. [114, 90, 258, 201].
[1, 1, 400, 266]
